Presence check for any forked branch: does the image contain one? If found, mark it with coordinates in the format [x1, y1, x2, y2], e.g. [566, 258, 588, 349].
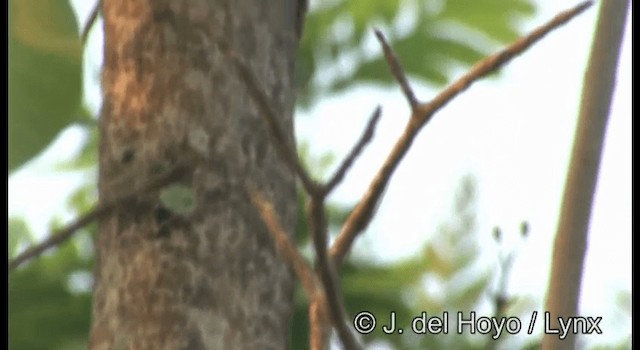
[329, 0, 594, 266]
[239, 3, 593, 349]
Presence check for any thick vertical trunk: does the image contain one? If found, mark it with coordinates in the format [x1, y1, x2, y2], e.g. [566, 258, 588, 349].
[90, 1, 300, 349]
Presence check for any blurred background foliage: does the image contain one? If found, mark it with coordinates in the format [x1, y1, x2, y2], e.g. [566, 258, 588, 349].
[8, 0, 631, 349]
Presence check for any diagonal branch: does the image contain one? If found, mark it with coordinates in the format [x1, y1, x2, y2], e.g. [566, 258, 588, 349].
[249, 188, 318, 298]
[323, 106, 382, 195]
[81, 0, 102, 47]
[230, 55, 320, 196]
[329, 0, 594, 266]
[308, 196, 362, 350]
[9, 203, 106, 271]
[8, 161, 192, 271]
[412, 0, 594, 126]
[374, 30, 418, 110]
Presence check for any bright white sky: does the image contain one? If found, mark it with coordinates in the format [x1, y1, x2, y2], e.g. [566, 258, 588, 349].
[9, 0, 631, 347]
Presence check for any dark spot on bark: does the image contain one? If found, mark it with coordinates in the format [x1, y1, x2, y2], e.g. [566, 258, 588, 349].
[182, 327, 205, 350]
[121, 149, 135, 163]
[153, 6, 174, 23]
[259, 285, 275, 305]
[255, 138, 267, 166]
[153, 206, 176, 238]
[241, 135, 252, 159]
[149, 159, 173, 176]
[190, 47, 212, 72]
[191, 281, 215, 309]
[157, 225, 171, 237]
[134, 49, 144, 83]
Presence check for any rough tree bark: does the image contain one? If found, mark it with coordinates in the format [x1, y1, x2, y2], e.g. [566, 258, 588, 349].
[89, 1, 303, 349]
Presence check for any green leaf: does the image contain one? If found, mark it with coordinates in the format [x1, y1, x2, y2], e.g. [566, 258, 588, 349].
[441, 0, 536, 43]
[9, 0, 83, 172]
[9, 241, 92, 350]
[296, 0, 536, 107]
[8, 217, 33, 258]
[160, 184, 196, 215]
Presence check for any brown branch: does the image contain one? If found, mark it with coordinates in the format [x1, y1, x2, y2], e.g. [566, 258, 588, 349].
[309, 295, 330, 350]
[252, 186, 360, 348]
[323, 106, 382, 195]
[81, 0, 101, 47]
[248, 188, 317, 298]
[413, 0, 594, 127]
[231, 43, 365, 348]
[329, 0, 594, 266]
[308, 196, 362, 350]
[8, 161, 192, 271]
[9, 204, 104, 271]
[229, 55, 320, 196]
[374, 30, 418, 110]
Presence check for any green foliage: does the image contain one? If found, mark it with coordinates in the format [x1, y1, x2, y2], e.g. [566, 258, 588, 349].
[8, 0, 83, 172]
[296, 0, 536, 107]
[9, 218, 33, 258]
[9, 174, 96, 350]
[291, 175, 505, 350]
[9, 238, 93, 350]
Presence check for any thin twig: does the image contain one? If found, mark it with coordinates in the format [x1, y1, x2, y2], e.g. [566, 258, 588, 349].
[230, 55, 320, 195]
[308, 196, 362, 350]
[9, 204, 105, 271]
[81, 0, 101, 47]
[8, 162, 192, 271]
[230, 45, 362, 348]
[374, 30, 418, 110]
[249, 188, 317, 298]
[323, 107, 382, 195]
[329, 0, 594, 266]
[413, 0, 594, 126]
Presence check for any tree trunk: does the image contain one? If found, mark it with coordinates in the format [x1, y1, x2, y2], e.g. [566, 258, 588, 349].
[89, 1, 301, 349]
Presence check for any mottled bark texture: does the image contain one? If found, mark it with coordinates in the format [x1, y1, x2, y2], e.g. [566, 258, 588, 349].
[90, 1, 301, 349]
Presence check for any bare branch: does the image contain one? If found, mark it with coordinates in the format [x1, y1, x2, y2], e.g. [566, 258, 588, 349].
[329, 0, 594, 266]
[8, 161, 192, 271]
[249, 188, 317, 298]
[81, 0, 101, 47]
[413, 0, 594, 126]
[231, 39, 364, 348]
[230, 55, 320, 195]
[309, 295, 330, 350]
[9, 204, 104, 271]
[374, 29, 418, 110]
[323, 106, 382, 195]
[308, 197, 362, 350]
